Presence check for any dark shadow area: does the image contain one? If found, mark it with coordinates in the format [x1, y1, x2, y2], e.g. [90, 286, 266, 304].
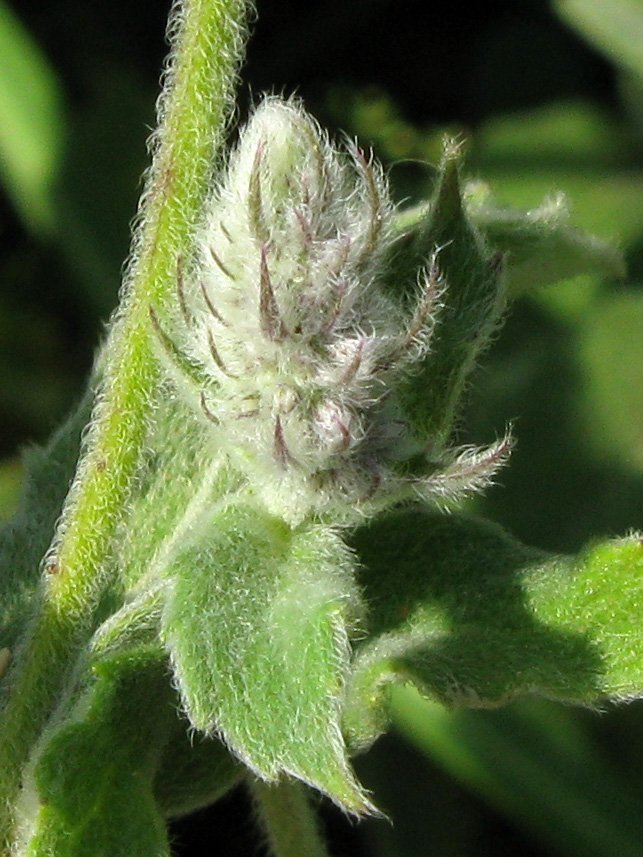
[466, 300, 643, 553]
[355, 730, 556, 857]
[169, 786, 259, 857]
[169, 782, 370, 857]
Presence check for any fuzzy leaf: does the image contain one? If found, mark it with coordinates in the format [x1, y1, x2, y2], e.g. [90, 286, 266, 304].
[394, 186, 625, 302]
[26, 647, 173, 857]
[385, 144, 506, 442]
[161, 502, 372, 812]
[467, 191, 626, 297]
[153, 717, 242, 819]
[0, 388, 92, 648]
[114, 398, 238, 592]
[345, 508, 643, 751]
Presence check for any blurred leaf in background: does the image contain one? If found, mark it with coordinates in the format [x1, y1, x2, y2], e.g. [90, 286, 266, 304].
[556, 0, 643, 82]
[0, 0, 154, 517]
[0, 0, 64, 235]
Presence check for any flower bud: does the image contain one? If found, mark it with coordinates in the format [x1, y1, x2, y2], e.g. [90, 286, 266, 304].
[158, 97, 509, 525]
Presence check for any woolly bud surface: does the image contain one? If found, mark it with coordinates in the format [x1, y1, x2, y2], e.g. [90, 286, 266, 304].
[159, 97, 509, 525]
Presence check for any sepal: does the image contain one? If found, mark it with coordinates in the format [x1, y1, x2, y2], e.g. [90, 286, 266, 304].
[384, 142, 507, 443]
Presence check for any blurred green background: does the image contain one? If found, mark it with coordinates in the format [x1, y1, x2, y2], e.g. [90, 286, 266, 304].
[2, 0, 643, 854]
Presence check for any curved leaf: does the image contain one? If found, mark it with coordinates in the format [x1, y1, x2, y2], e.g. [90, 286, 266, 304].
[25, 647, 174, 857]
[470, 191, 626, 297]
[395, 188, 625, 302]
[345, 508, 643, 750]
[0, 388, 92, 649]
[153, 724, 241, 820]
[161, 502, 372, 812]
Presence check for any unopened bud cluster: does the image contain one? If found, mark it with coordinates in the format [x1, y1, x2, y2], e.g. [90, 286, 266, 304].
[159, 97, 509, 525]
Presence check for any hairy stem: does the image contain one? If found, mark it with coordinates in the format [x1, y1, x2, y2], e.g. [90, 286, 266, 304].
[0, 0, 252, 850]
[250, 777, 333, 857]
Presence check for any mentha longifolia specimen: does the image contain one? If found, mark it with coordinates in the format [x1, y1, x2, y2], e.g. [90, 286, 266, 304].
[152, 96, 511, 528]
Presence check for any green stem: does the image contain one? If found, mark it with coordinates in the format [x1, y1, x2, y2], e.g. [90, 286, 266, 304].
[0, 0, 251, 850]
[250, 777, 333, 857]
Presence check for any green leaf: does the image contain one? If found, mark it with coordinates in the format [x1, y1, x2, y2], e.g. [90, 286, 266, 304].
[0, 387, 92, 648]
[0, 0, 64, 234]
[387, 144, 506, 442]
[153, 722, 242, 819]
[345, 508, 643, 751]
[161, 502, 372, 812]
[396, 187, 625, 303]
[27, 647, 174, 857]
[555, 0, 643, 83]
[467, 190, 626, 297]
[114, 398, 238, 593]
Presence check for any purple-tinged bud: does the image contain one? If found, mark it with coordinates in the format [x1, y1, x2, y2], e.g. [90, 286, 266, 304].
[156, 97, 509, 525]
